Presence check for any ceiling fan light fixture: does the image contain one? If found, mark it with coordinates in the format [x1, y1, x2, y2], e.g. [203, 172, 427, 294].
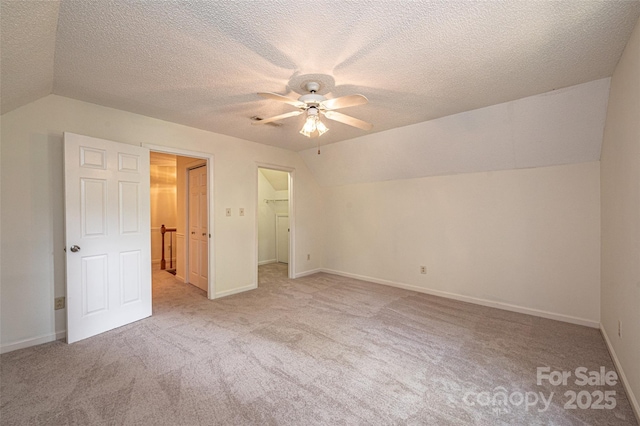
[299, 107, 329, 138]
[256, 80, 370, 137]
[316, 119, 329, 136]
[299, 115, 316, 137]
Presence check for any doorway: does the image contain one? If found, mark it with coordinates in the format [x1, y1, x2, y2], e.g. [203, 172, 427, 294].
[149, 149, 214, 298]
[257, 167, 293, 281]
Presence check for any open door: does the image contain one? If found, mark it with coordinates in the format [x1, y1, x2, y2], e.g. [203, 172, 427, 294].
[188, 165, 208, 291]
[64, 132, 151, 344]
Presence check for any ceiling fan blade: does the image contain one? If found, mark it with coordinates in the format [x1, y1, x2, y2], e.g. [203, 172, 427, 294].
[321, 94, 368, 110]
[251, 110, 303, 125]
[323, 111, 373, 131]
[258, 92, 306, 108]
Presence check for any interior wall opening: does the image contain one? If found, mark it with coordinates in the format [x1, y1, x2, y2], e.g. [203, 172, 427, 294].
[150, 151, 210, 298]
[257, 167, 291, 282]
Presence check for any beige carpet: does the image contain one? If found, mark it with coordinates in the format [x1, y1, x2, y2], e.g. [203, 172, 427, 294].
[1, 264, 637, 425]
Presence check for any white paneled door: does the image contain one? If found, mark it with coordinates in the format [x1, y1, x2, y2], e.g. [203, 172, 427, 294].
[64, 133, 151, 344]
[188, 166, 208, 292]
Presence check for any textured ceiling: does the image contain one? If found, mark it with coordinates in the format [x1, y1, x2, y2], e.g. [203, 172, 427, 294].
[1, 1, 639, 152]
[0, 0, 59, 113]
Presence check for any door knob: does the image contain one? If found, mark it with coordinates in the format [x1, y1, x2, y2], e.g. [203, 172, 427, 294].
[70, 245, 81, 253]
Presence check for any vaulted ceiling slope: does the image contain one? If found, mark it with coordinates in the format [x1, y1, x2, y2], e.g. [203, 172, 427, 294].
[301, 78, 610, 186]
[1, 1, 638, 153]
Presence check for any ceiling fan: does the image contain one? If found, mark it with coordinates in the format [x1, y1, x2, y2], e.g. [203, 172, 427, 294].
[252, 82, 373, 138]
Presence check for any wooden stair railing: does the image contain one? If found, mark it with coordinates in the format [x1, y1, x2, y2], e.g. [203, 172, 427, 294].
[160, 224, 177, 270]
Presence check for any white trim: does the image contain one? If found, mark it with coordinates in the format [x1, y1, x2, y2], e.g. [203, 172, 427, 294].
[1, 331, 65, 354]
[320, 268, 600, 328]
[144, 144, 212, 161]
[600, 324, 640, 422]
[145, 144, 215, 300]
[214, 283, 257, 299]
[258, 259, 277, 266]
[293, 268, 322, 278]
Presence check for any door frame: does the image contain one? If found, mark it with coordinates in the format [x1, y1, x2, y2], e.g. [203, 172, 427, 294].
[146, 144, 215, 299]
[255, 163, 295, 282]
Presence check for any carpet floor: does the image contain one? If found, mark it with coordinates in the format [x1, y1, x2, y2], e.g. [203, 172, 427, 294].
[1, 264, 637, 425]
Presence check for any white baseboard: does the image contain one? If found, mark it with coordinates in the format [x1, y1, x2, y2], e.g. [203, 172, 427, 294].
[600, 324, 640, 422]
[320, 268, 600, 328]
[293, 268, 322, 278]
[1, 331, 65, 354]
[258, 259, 277, 266]
[214, 283, 257, 299]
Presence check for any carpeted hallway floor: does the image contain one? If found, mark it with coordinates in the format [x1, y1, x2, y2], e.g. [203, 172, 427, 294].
[1, 264, 637, 425]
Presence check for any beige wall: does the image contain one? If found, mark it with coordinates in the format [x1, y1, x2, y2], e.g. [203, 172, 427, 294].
[600, 17, 640, 415]
[0, 94, 324, 351]
[323, 162, 601, 326]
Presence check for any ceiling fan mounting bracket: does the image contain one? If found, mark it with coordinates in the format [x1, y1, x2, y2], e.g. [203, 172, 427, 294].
[288, 74, 335, 95]
[305, 82, 320, 93]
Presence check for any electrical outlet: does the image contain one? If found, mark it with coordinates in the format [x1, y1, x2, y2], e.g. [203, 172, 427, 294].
[307, 254, 311, 260]
[54, 297, 65, 310]
[226, 208, 231, 217]
[239, 208, 245, 216]
[618, 320, 621, 338]
[420, 266, 427, 274]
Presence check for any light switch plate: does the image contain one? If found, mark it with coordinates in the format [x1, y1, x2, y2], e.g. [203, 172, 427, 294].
[226, 208, 231, 217]
[239, 208, 245, 216]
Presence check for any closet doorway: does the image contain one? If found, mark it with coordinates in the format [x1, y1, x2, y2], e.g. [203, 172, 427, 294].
[257, 166, 294, 280]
